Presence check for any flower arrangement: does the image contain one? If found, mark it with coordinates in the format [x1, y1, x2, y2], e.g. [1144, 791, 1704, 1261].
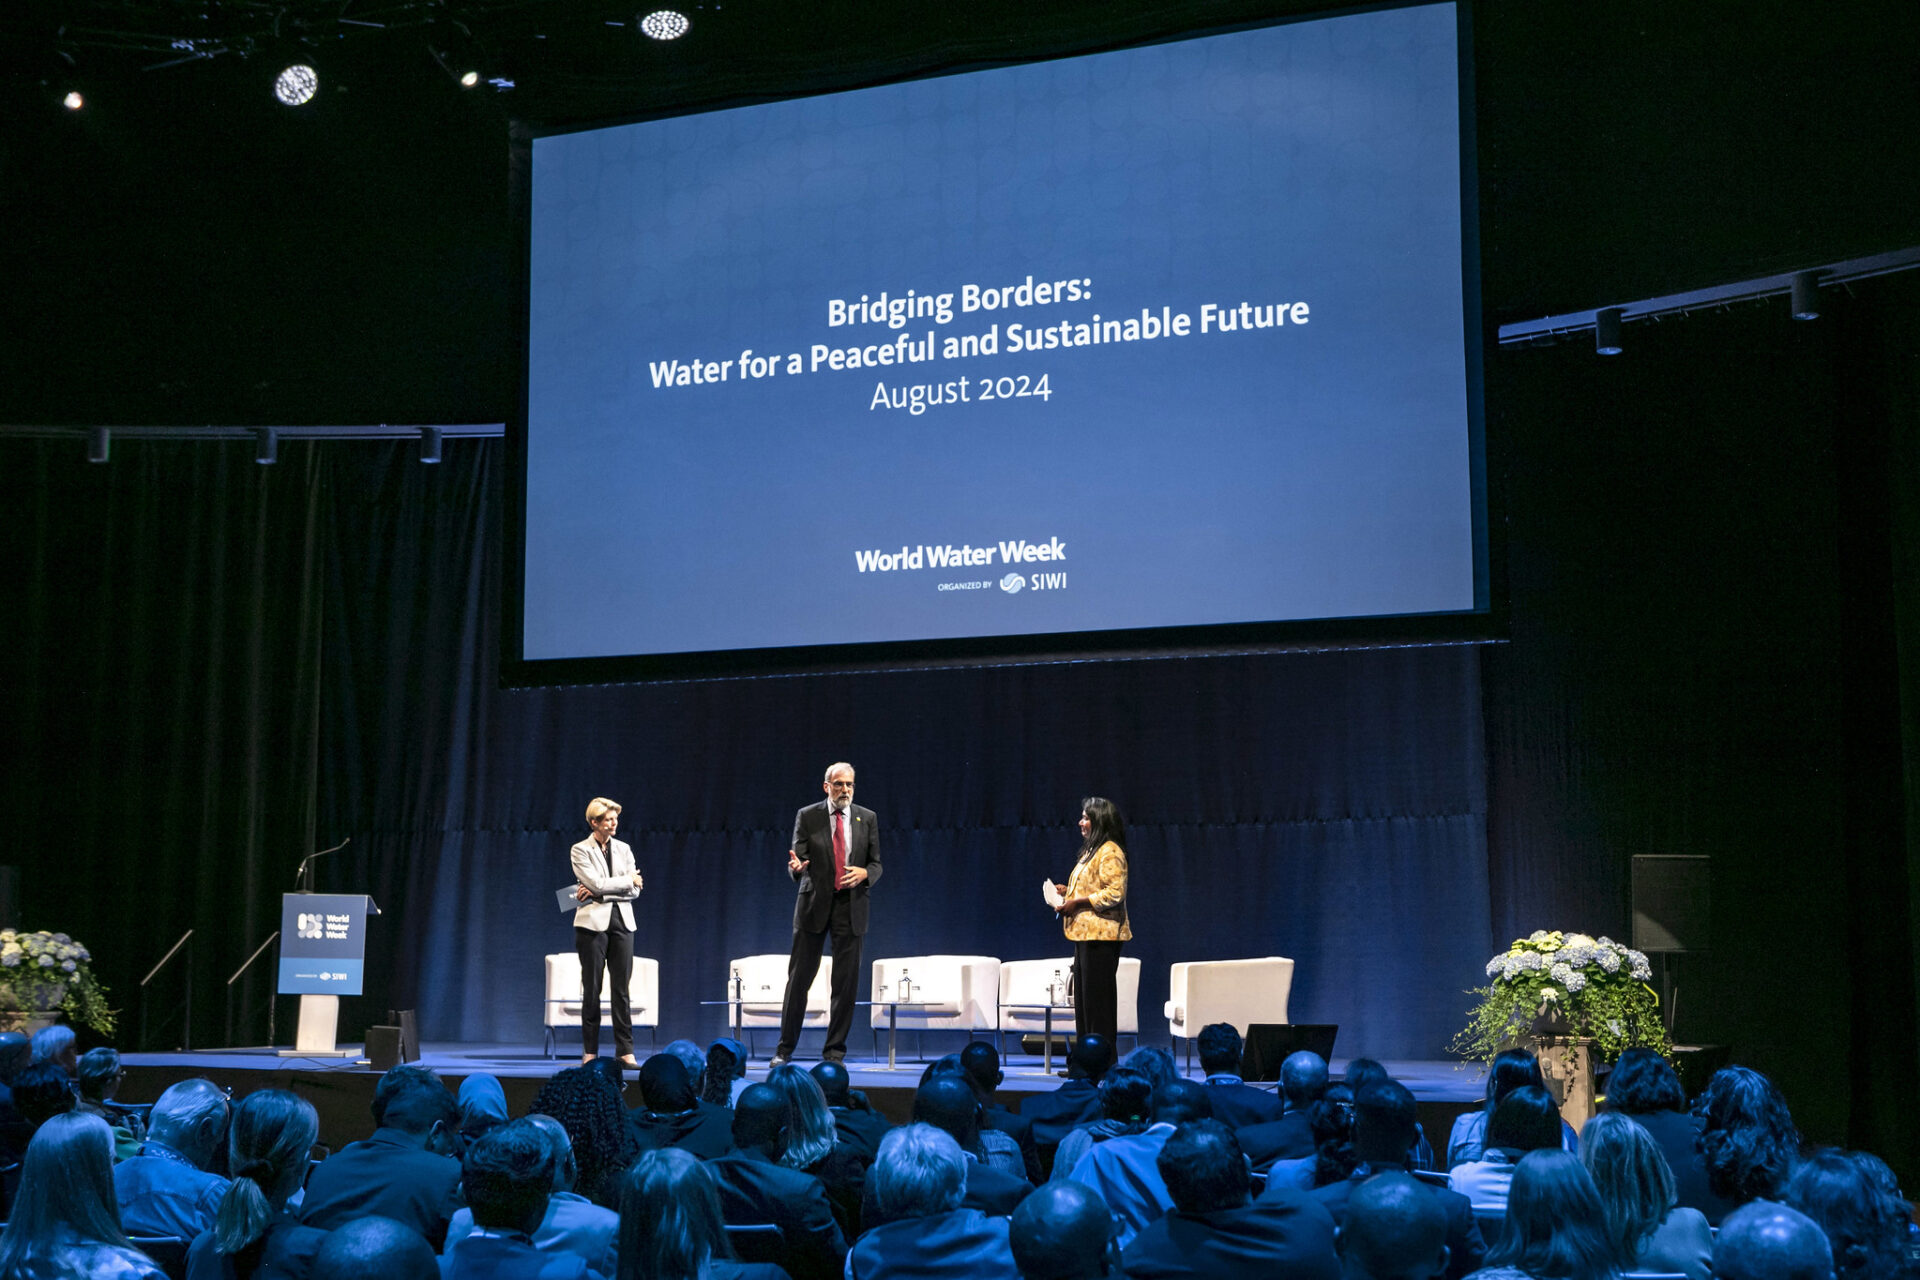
[0, 930, 115, 1036]
[1452, 930, 1670, 1065]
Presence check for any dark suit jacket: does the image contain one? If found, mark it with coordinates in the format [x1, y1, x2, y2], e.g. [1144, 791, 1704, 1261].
[830, 1104, 893, 1164]
[298, 1128, 464, 1247]
[1305, 1168, 1487, 1280]
[1238, 1110, 1316, 1169]
[789, 801, 881, 935]
[1623, 1108, 1738, 1226]
[1122, 1187, 1340, 1280]
[1018, 1078, 1102, 1149]
[710, 1148, 847, 1280]
[962, 1155, 1034, 1217]
[1202, 1078, 1285, 1131]
[439, 1233, 591, 1280]
[629, 1102, 735, 1160]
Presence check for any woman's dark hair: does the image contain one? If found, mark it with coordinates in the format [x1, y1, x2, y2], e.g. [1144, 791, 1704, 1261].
[1691, 1066, 1801, 1206]
[700, 1044, 739, 1108]
[1345, 1058, 1391, 1092]
[617, 1148, 737, 1280]
[1486, 1148, 1621, 1280]
[1308, 1084, 1359, 1188]
[1080, 797, 1127, 855]
[1486, 1085, 1565, 1154]
[529, 1065, 641, 1209]
[1603, 1048, 1686, 1115]
[213, 1090, 320, 1256]
[0, 1112, 132, 1279]
[1580, 1112, 1677, 1266]
[1484, 1048, 1548, 1125]
[1096, 1067, 1154, 1126]
[1782, 1149, 1913, 1280]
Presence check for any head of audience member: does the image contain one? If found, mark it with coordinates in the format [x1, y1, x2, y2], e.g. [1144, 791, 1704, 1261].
[1197, 1024, 1244, 1078]
[1715, 1201, 1838, 1280]
[913, 1074, 985, 1151]
[0, 1112, 133, 1275]
[765, 1064, 838, 1171]
[959, 1041, 1005, 1103]
[1346, 1058, 1391, 1093]
[1782, 1149, 1913, 1280]
[639, 1054, 697, 1117]
[1579, 1111, 1679, 1268]
[310, 1214, 440, 1280]
[662, 1039, 708, 1096]
[11, 1061, 76, 1128]
[1481, 1048, 1548, 1119]
[1692, 1065, 1802, 1206]
[1339, 1170, 1451, 1280]
[456, 1073, 509, 1143]
[1486, 1149, 1618, 1280]
[869, 1124, 967, 1225]
[1093, 1067, 1154, 1131]
[462, 1119, 556, 1237]
[1009, 1181, 1120, 1280]
[617, 1147, 741, 1280]
[75, 1047, 125, 1105]
[525, 1113, 580, 1195]
[591, 1056, 628, 1097]
[702, 1040, 745, 1108]
[1353, 1079, 1425, 1168]
[811, 1060, 854, 1107]
[1123, 1046, 1178, 1094]
[730, 1083, 788, 1159]
[1066, 1033, 1115, 1084]
[372, 1064, 461, 1155]
[28, 1024, 77, 1077]
[0, 1030, 30, 1083]
[1602, 1048, 1686, 1115]
[213, 1089, 321, 1259]
[1281, 1050, 1332, 1110]
[1309, 1085, 1360, 1187]
[1152, 1079, 1213, 1126]
[530, 1064, 640, 1208]
[918, 1054, 966, 1089]
[1485, 1085, 1564, 1157]
[1156, 1119, 1250, 1214]
[145, 1078, 232, 1169]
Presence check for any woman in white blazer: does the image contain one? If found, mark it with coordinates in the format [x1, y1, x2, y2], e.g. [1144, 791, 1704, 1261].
[572, 797, 644, 1065]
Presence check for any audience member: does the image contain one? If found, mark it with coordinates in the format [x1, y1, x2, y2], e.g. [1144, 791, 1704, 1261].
[1781, 1149, 1915, 1280]
[1263, 1084, 1358, 1192]
[1463, 1149, 1617, 1280]
[0, 1030, 30, 1085]
[1340, 1171, 1452, 1280]
[706, 1083, 845, 1280]
[1713, 1201, 1837, 1280]
[530, 1064, 643, 1210]
[911, 1074, 1033, 1216]
[765, 1063, 866, 1238]
[1194, 1023, 1284, 1129]
[1122, 1119, 1340, 1280]
[311, 1216, 440, 1280]
[1238, 1051, 1332, 1170]
[115, 1078, 232, 1239]
[615, 1148, 786, 1280]
[1067, 1079, 1210, 1248]
[1021, 1035, 1113, 1158]
[810, 1061, 890, 1164]
[455, 1074, 509, 1146]
[10, 1062, 76, 1132]
[1008, 1180, 1120, 1280]
[961, 1041, 1045, 1182]
[76, 1047, 145, 1160]
[445, 1114, 619, 1277]
[703, 1040, 749, 1108]
[1048, 1066, 1153, 1181]
[629, 1055, 733, 1160]
[1449, 1085, 1563, 1214]
[1123, 1047, 1180, 1094]
[27, 1025, 77, 1078]
[1345, 1061, 1434, 1169]
[0, 1112, 165, 1280]
[921, 1056, 1028, 1181]
[186, 1088, 329, 1280]
[0, 1030, 30, 1160]
[847, 1124, 1022, 1280]
[1579, 1111, 1711, 1280]
[1601, 1049, 1732, 1223]
[660, 1040, 710, 1098]
[1692, 1066, 1803, 1209]
[300, 1064, 465, 1246]
[441, 1118, 591, 1280]
[1448, 1051, 1579, 1169]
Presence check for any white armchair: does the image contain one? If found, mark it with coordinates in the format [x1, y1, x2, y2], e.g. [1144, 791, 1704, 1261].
[998, 957, 1140, 1053]
[730, 953, 827, 1059]
[1164, 957, 1295, 1066]
[868, 955, 1000, 1060]
[542, 952, 660, 1057]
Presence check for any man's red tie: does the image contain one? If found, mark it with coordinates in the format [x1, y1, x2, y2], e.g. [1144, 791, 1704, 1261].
[833, 809, 848, 888]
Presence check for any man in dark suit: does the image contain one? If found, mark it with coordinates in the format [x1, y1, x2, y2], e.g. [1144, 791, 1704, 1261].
[812, 1061, 891, 1163]
[1194, 1024, 1283, 1131]
[911, 1076, 1033, 1218]
[441, 1120, 592, 1280]
[773, 761, 881, 1066]
[709, 1085, 847, 1280]
[301, 1065, 465, 1248]
[1238, 1050, 1328, 1170]
[961, 1042, 1044, 1184]
[1020, 1034, 1113, 1170]
[1338, 1172, 1453, 1280]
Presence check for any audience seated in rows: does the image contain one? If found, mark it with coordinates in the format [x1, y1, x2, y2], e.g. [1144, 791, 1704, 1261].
[441, 1118, 594, 1279]
[1049, 1066, 1153, 1181]
[445, 1113, 619, 1277]
[1580, 1111, 1712, 1280]
[1066, 1079, 1210, 1248]
[313, 1216, 439, 1280]
[1602, 1047, 1734, 1224]
[1345, 1060, 1434, 1170]
[1238, 1050, 1331, 1171]
[115, 1077, 232, 1240]
[962, 1041, 1046, 1183]
[1447, 1050, 1580, 1170]
[707, 1083, 845, 1280]
[846, 1124, 1021, 1280]
[1693, 1065, 1803, 1210]
[76, 1047, 146, 1161]
[1315, 1081, 1485, 1280]
[1713, 1200, 1837, 1280]
[1780, 1149, 1914, 1280]
[8, 1063, 75, 1135]
[1194, 1023, 1284, 1130]
[531, 1065, 642, 1211]
[1339, 1172, 1452, 1280]
[186, 1088, 329, 1280]
[630, 1055, 733, 1161]
[1462, 1148, 1613, 1280]
[764, 1063, 866, 1240]
[456, 1074, 509, 1146]
[1019, 1035, 1113, 1157]
[26, 1026, 77, 1078]
[1262, 1082, 1358, 1193]
[0, 1111, 165, 1280]
[1008, 1181, 1119, 1280]
[809, 1061, 890, 1165]
[910, 1074, 1032, 1217]
[614, 1148, 787, 1280]
[300, 1064, 465, 1247]
[921, 1056, 1028, 1182]
[1449, 1085, 1564, 1214]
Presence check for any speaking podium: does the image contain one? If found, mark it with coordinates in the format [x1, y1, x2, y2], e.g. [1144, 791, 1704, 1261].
[277, 893, 380, 1057]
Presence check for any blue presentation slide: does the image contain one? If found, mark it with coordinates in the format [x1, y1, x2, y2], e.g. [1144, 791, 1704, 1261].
[523, 1, 1475, 661]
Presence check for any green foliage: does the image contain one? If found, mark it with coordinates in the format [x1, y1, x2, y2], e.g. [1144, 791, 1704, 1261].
[0, 929, 116, 1037]
[1451, 930, 1671, 1065]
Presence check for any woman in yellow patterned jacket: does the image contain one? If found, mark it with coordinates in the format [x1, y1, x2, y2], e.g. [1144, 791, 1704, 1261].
[1052, 796, 1133, 1045]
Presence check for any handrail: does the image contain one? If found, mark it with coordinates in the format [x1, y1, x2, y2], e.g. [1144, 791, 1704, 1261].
[224, 931, 281, 1049]
[226, 932, 279, 987]
[139, 930, 195, 1051]
[141, 930, 194, 986]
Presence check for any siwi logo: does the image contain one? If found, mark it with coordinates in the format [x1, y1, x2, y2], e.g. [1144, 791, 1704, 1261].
[297, 913, 324, 940]
[1000, 572, 1025, 594]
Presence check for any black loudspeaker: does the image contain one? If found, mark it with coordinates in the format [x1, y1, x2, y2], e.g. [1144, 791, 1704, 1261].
[366, 1026, 403, 1071]
[386, 1009, 420, 1063]
[1632, 856, 1711, 953]
[1242, 1024, 1338, 1082]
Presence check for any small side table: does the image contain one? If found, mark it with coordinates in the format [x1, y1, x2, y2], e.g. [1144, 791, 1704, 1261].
[853, 1000, 943, 1070]
[997, 1003, 1076, 1073]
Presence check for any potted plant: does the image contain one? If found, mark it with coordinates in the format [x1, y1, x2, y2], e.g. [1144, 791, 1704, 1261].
[0, 930, 115, 1036]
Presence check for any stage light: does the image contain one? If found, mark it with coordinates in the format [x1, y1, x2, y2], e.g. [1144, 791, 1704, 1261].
[255, 427, 278, 464]
[63, 90, 84, 111]
[274, 63, 319, 106]
[1595, 307, 1624, 356]
[460, 69, 480, 87]
[1790, 270, 1822, 321]
[87, 427, 110, 464]
[420, 427, 443, 464]
[640, 10, 690, 40]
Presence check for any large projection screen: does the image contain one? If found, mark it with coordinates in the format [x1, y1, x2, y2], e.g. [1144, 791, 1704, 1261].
[512, 1, 1485, 680]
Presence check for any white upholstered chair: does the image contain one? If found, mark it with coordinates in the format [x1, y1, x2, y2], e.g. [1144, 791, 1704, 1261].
[868, 955, 1000, 1060]
[1164, 956, 1295, 1067]
[730, 952, 829, 1058]
[542, 952, 660, 1057]
[997, 956, 1141, 1054]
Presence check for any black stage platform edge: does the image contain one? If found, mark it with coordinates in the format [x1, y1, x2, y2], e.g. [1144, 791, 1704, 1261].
[122, 1044, 1488, 1153]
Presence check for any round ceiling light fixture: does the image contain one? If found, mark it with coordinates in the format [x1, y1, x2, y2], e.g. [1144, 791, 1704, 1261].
[639, 10, 690, 40]
[274, 62, 319, 106]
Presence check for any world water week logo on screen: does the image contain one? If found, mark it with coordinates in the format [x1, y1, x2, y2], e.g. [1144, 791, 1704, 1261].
[850, 537, 1069, 596]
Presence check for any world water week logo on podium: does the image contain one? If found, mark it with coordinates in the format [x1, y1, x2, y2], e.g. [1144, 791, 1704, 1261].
[278, 892, 373, 995]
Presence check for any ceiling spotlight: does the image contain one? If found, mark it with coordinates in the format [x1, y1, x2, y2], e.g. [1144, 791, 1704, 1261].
[640, 10, 690, 40]
[1595, 307, 1624, 356]
[255, 427, 278, 465]
[87, 427, 110, 464]
[274, 63, 319, 106]
[1790, 270, 1822, 321]
[420, 427, 443, 464]
[460, 69, 480, 88]
[63, 90, 84, 111]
